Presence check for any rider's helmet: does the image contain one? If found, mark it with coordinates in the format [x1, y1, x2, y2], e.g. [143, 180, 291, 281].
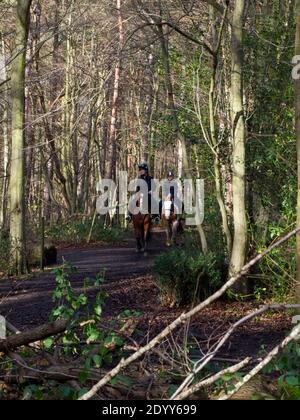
[167, 170, 174, 179]
[138, 163, 149, 172]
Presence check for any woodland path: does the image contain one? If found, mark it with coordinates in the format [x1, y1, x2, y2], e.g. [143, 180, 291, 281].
[0, 230, 166, 329]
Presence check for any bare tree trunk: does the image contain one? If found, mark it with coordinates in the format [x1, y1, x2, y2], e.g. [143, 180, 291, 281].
[44, 0, 59, 222]
[207, 5, 232, 255]
[9, 0, 32, 275]
[141, 51, 155, 163]
[229, 0, 248, 294]
[177, 140, 183, 179]
[105, 0, 124, 180]
[79, 106, 93, 212]
[0, 34, 9, 231]
[62, 0, 79, 214]
[157, 22, 208, 254]
[295, 0, 300, 305]
[78, 29, 97, 213]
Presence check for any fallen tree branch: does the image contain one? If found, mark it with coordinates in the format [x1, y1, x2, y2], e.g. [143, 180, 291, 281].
[0, 320, 67, 352]
[1, 360, 176, 399]
[218, 321, 300, 400]
[171, 304, 300, 399]
[78, 227, 300, 400]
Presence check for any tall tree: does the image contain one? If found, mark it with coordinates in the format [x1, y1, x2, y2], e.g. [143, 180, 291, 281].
[9, 0, 32, 274]
[229, 0, 248, 293]
[195, 4, 232, 255]
[105, 0, 124, 180]
[295, 0, 300, 305]
[0, 33, 9, 231]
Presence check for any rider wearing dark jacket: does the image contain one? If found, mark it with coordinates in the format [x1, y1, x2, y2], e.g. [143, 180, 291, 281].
[136, 163, 153, 214]
[136, 163, 153, 193]
[127, 163, 159, 222]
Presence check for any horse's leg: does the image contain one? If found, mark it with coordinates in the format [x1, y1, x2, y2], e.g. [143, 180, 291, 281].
[143, 217, 151, 256]
[136, 236, 142, 252]
[166, 221, 172, 247]
[134, 219, 142, 252]
[171, 220, 179, 245]
[138, 222, 144, 252]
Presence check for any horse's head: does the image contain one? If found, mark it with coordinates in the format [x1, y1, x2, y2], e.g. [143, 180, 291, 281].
[163, 200, 174, 221]
[136, 192, 143, 208]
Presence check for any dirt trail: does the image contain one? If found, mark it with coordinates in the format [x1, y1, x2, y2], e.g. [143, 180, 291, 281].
[0, 231, 166, 328]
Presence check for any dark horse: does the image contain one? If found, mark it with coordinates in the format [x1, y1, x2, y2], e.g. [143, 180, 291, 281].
[132, 193, 152, 255]
[162, 199, 183, 247]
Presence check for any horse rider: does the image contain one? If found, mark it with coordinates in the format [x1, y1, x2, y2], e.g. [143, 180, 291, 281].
[137, 162, 153, 193]
[127, 163, 160, 223]
[166, 170, 175, 201]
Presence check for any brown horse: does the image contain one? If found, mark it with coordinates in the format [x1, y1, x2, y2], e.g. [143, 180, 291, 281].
[132, 194, 152, 255]
[162, 200, 182, 247]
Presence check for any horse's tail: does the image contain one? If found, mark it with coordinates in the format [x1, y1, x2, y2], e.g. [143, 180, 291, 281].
[146, 228, 152, 241]
[143, 215, 152, 241]
[177, 219, 184, 234]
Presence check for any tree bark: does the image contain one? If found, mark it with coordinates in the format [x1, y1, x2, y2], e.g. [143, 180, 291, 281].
[229, 0, 248, 294]
[141, 52, 155, 163]
[295, 0, 300, 306]
[105, 0, 124, 180]
[157, 22, 208, 254]
[9, 0, 32, 275]
[208, 5, 232, 256]
[0, 34, 10, 231]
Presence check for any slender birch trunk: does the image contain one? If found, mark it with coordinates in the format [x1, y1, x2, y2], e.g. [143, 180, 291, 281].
[141, 52, 155, 163]
[9, 0, 32, 275]
[105, 0, 124, 180]
[0, 35, 9, 231]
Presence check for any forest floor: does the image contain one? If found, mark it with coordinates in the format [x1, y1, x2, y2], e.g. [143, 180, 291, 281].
[0, 229, 293, 362]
